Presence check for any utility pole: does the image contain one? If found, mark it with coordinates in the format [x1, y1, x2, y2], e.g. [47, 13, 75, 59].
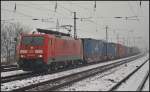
[129, 30, 134, 47]
[56, 18, 59, 32]
[133, 37, 135, 47]
[105, 25, 108, 58]
[74, 12, 77, 39]
[117, 33, 119, 57]
[122, 37, 125, 46]
[126, 37, 128, 46]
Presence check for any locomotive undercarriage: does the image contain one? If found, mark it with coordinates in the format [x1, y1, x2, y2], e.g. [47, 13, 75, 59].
[18, 58, 48, 72]
[48, 59, 85, 71]
[18, 58, 85, 72]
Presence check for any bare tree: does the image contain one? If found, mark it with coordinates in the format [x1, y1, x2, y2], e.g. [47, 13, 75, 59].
[1, 22, 31, 64]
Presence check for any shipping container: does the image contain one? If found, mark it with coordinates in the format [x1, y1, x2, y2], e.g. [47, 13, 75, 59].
[116, 43, 126, 58]
[107, 43, 117, 59]
[102, 42, 107, 60]
[81, 38, 105, 63]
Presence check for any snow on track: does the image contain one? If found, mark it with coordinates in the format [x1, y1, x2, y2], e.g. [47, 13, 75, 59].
[1, 70, 30, 78]
[115, 61, 149, 91]
[142, 77, 149, 91]
[55, 53, 149, 91]
[0, 53, 145, 91]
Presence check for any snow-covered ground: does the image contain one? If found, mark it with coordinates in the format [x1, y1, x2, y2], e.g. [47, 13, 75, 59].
[116, 61, 149, 91]
[0, 53, 141, 78]
[0, 53, 147, 91]
[55, 53, 149, 91]
[142, 77, 149, 91]
[1, 70, 30, 78]
[1, 53, 142, 91]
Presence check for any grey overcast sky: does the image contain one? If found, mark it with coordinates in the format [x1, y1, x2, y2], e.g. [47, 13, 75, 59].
[1, 1, 149, 50]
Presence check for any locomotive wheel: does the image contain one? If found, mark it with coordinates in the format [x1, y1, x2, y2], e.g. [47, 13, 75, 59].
[47, 66, 51, 72]
[50, 62, 58, 71]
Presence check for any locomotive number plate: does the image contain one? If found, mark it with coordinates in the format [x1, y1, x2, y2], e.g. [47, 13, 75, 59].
[27, 54, 35, 56]
[28, 50, 34, 53]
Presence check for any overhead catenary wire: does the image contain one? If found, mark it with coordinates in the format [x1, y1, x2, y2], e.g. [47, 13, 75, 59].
[4, 2, 73, 24]
[23, 1, 73, 20]
[57, 2, 92, 19]
[1, 8, 34, 18]
[2, 7, 55, 23]
[0, 0, 146, 32]
[27, 2, 72, 18]
[1, 1, 147, 35]
[3, 2, 139, 21]
[2, 3, 51, 21]
[53, 2, 101, 33]
[127, 1, 140, 22]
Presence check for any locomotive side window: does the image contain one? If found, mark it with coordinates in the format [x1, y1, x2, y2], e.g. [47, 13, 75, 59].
[22, 36, 44, 46]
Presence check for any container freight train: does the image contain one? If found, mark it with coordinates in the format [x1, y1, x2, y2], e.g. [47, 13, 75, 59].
[16, 29, 140, 71]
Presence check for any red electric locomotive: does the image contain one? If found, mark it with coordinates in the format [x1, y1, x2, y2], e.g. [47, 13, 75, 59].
[17, 29, 83, 71]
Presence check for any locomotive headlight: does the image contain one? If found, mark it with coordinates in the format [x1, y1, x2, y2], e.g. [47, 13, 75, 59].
[20, 55, 25, 58]
[35, 50, 43, 53]
[20, 50, 27, 53]
[38, 54, 43, 58]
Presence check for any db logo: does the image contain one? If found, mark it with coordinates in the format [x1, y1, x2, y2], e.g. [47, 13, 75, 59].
[30, 46, 34, 49]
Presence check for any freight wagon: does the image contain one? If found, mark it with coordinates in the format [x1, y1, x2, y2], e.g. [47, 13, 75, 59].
[81, 38, 106, 63]
[107, 42, 117, 59]
[116, 43, 126, 58]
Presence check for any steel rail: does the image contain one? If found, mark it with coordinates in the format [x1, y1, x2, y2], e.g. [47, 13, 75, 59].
[136, 70, 149, 91]
[2, 67, 21, 72]
[1, 65, 19, 72]
[1, 65, 18, 68]
[1, 72, 33, 83]
[1, 54, 142, 83]
[10, 54, 143, 91]
[109, 58, 149, 91]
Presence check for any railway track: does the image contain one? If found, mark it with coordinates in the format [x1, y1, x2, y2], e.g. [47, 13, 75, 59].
[137, 70, 149, 91]
[8, 53, 144, 91]
[1, 63, 84, 83]
[1, 62, 86, 83]
[109, 59, 149, 91]
[1, 54, 142, 83]
[1, 67, 20, 72]
[1, 65, 17, 68]
[1, 72, 33, 83]
[1, 65, 20, 72]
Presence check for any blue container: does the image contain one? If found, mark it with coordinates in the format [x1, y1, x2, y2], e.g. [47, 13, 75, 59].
[81, 38, 105, 63]
[102, 42, 107, 57]
[107, 43, 117, 59]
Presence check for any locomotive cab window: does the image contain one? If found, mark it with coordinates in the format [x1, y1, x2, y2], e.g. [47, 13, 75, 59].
[21, 36, 44, 46]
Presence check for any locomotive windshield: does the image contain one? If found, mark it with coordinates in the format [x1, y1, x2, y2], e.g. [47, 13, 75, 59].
[21, 36, 44, 46]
